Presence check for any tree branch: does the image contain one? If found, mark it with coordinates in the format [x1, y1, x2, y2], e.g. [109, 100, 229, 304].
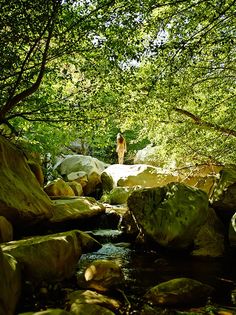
[173, 107, 236, 137]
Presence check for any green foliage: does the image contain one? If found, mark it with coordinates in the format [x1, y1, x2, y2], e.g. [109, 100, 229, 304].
[0, 0, 236, 166]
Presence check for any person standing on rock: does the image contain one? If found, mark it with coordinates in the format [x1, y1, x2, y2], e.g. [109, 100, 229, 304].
[116, 133, 127, 164]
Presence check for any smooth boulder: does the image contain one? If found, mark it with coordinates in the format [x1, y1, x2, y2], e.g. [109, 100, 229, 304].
[1, 230, 101, 282]
[101, 164, 178, 192]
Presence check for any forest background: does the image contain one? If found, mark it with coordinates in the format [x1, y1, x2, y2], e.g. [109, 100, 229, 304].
[0, 0, 235, 167]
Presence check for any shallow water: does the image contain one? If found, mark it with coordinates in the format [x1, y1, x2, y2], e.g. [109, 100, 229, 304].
[78, 229, 236, 310]
[16, 228, 236, 314]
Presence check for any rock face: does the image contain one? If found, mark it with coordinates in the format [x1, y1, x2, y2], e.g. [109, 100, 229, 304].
[0, 247, 21, 315]
[144, 277, 214, 306]
[127, 183, 209, 249]
[101, 164, 178, 192]
[0, 135, 53, 227]
[1, 230, 101, 282]
[55, 155, 109, 196]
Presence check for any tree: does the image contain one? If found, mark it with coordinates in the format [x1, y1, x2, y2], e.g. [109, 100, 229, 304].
[1, 0, 236, 166]
[0, 0, 152, 131]
[115, 0, 236, 165]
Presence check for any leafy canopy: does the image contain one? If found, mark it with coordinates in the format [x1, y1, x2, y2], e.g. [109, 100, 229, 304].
[0, 0, 236, 165]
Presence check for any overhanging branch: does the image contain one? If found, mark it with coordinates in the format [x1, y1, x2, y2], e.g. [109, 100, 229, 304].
[173, 107, 236, 137]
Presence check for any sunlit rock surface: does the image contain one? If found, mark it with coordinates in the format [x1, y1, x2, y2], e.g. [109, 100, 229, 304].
[68, 181, 83, 196]
[101, 164, 178, 192]
[49, 197, 105, 224]
[55, 154, 109, 195]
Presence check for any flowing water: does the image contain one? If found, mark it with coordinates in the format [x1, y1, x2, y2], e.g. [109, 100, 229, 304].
[77, 228, 236, 312]
[16, 227, 236, 314]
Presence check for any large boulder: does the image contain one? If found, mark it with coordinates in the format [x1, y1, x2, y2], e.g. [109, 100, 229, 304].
[127, 183, 209, 249]
[0, 247, 21, 315]
[101, 164, 178, 192]
[0, 136, 53, 227]
[1, 230, 101, 282]
[211, 166, 236, 225]
[55, 155, 109, 196]
[49, 197, 105, 225]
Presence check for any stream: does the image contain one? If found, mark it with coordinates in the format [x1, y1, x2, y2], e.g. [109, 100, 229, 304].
[16, 224, 236, 314]
[77, 228, 236, 313]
